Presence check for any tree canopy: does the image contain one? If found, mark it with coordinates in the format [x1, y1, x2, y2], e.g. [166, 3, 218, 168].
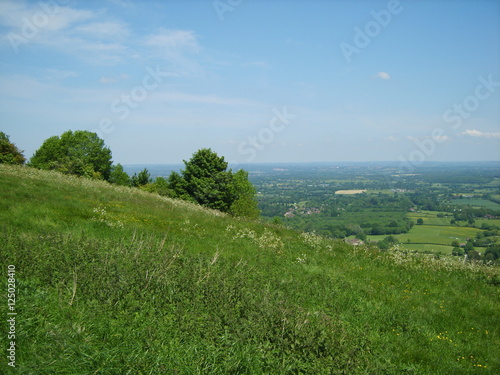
[0, 132, 26, 165]
[169, 148, 260, 218]
[109, 163, 131, 186]
[29, 131, 113, 180]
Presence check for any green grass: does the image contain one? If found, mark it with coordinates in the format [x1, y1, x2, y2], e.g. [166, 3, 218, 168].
[1, 165, 500, 374]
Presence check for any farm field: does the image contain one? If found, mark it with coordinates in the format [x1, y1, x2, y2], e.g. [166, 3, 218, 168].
[451, 198, 500, 210]
[334, 189, 367, 194]
[407, 211, 453, 226]
[367, 223, 479, 248]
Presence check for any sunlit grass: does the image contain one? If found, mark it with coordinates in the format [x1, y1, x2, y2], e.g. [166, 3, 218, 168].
[1, 164, 499, 374]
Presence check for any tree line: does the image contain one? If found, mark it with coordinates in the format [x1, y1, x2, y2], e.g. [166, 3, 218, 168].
[0, 130, 259, 219]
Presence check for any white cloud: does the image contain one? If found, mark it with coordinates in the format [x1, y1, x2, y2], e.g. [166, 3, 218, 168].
[375, 72, 391, 80]
[434, 135, 450, 142]
[145, 29, 199, 51]
[461, 129, 500, 138]
[0, 0, 93, 31]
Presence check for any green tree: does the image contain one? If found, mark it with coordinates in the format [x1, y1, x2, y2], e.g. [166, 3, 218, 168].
[0, 132, 26, 165]
[152, 177, 171, 196]
[464, 241, 474, 253]
[467, 249, 481, 261]
[452, 247, 464, 256]
[451, 239, 460, 248]
[109, 164, 131, 186]
[417, 218, 424, 225]
[132, 168, 152, 187]
[229, 169, 260, 219]
[140, 177, 172, 196]
[29, 131, 112, 180]
[168, 148, 259, 217]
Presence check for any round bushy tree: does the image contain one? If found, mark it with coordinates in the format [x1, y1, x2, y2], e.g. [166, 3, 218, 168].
[0, 132, 26, 165]
[169, 148, 259, 217]
[30, 130, 112, 180]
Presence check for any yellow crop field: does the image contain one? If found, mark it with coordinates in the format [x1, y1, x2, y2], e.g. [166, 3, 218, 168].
[335, 189, 367, 195]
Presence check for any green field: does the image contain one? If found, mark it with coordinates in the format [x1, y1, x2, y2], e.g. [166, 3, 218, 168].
[368, 211, 482, 253]
[398, 224, 479, 244]
[451, 198, 500, 210]
[1, 165, 499, 374]
[408, 212, 453, 226]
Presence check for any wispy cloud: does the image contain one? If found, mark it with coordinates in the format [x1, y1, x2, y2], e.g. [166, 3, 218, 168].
[145, 29, 199, 51]
[45, 69, 80, 81]
[375, 72, 391, 80]
[74, 21, 130, 40]
[143, 29, 203, 75]
[0, 0, 93, 31]
[99, 74, 130, 84]
[242, 61, 269, 68]
[461, 129, 500, 138]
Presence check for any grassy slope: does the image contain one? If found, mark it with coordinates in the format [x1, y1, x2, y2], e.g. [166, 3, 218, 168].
[1, 165, 499, 374]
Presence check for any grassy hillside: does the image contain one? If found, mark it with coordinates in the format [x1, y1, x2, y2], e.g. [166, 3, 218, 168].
[1, 165, 499, 374]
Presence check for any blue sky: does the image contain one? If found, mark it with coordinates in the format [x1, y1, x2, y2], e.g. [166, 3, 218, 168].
[1, 0, 499, 165]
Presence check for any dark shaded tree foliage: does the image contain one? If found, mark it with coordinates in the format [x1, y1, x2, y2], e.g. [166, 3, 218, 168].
[132, 168, 152, 187]
[168, 149, 260, 218]
[0, 132, 26, 165]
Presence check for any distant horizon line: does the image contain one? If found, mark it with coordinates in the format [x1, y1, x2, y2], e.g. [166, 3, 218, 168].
[121, 160, 500, 166]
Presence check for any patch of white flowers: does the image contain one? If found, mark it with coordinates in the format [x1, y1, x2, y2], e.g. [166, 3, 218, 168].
[300, 231, 333, 251]
[255, 229, 284, 252]
[226, 225, 284, 253]
[384, 245, 500, 280]
[92, 206, 124, 228]
[296, 254, 307, 264]
[226, 225, 256, 240]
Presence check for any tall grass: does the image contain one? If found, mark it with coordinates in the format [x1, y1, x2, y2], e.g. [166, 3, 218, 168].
[1, 165, 499, 374]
